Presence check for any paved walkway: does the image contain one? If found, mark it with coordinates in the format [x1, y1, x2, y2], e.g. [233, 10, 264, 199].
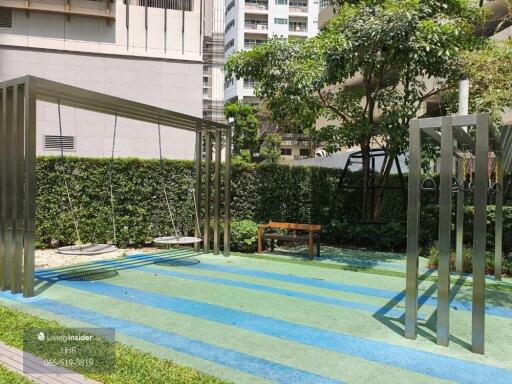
[0, 341, 100, 384]
[0, 248, 511, 383]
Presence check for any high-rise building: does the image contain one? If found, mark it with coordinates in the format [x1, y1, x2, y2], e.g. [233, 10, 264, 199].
[223, 0, 319, 104]
[0, 0, 206, 159]
[202, 0, 226, 123]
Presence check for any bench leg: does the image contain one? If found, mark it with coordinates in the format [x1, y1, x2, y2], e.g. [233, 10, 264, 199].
[257, 228, 263, 254]
[308, 231, 314, 260]
[316, 241, 320, 258]
[270, 239, 275, 252]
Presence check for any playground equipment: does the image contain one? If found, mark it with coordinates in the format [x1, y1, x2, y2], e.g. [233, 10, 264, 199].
[0, 76, 232, 298]
[406, 113, 512, 355]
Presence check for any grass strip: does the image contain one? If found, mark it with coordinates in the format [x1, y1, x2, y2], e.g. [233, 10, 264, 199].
[0, 364, 35, 384]
[231, 252, 512, 293]
[0, 305, 229, 384]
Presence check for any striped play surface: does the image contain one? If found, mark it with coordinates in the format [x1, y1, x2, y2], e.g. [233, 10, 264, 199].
[1, 249, 512, 384]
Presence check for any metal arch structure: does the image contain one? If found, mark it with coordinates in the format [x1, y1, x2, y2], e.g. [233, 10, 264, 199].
[405, 113, 512, 355]
[0, 75, 233, 298]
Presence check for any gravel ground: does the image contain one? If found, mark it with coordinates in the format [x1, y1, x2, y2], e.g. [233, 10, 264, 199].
[35, 246, 162, 270]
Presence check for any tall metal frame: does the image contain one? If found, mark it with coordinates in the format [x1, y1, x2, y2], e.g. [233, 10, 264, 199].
[0, 76, 233, 298]
[405, 113, 512, 355]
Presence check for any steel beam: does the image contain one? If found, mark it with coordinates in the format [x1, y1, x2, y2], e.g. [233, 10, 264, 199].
[4, 86, 14, 292]
[405, 120, 421, 339]
[0, 87, 6, 291]
[213, 130, 222, 255]
[472, 113, 489, 354]
[203, 132, 211, 253]
[455, 157, 464, 274]
[194, 131, 202, 253]
[495, 153, 504, 281]
[223, 127, 232, 257]
[12, 85, 24, 293]
[437, 117, 453, 346]
[23, 81, 36, 298]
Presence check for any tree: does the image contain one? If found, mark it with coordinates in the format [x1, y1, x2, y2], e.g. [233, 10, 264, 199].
[226, 0, 481, 220]
[260, 134, 282, 164]
[224, 101, 261, 156]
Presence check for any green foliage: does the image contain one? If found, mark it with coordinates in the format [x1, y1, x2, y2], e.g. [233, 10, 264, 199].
[230, 220, 259, 253]
[427, 245, 512, 276]
[224, 101, 260, 155]
[259, 134, 282, 164]
[0, 365, 34, 384]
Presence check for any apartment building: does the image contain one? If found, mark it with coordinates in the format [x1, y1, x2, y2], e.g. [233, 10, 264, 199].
[0, 0, 207, 159]
[224, 0, 319, 104]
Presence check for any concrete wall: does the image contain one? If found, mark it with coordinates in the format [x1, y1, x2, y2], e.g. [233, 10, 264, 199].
[0, 46, 202, 159]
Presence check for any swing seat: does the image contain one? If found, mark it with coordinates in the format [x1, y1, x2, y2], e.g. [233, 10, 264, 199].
[452, 176, 462, 193]
[421, 177, 437, 191]
[153, 236, 202, 245]
[56, 243, 118, 256]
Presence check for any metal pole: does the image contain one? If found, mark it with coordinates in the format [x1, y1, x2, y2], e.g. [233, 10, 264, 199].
[472, 113, 489, 354]
[405, 119, 421, 339]
[203, 131, 211, 253]
[12, 85, 24, 293]
[0, 87, 6, 291]
[437, 116, 453, 347]
[213, 130, 221, 254]
[223, 126, 232, 257]
[495, 153, 504, 280]
[23, 80, 36, 298]
[194, 131, 202, 252]
[5, 86, 15, 293]
[455, 157, 464, 274]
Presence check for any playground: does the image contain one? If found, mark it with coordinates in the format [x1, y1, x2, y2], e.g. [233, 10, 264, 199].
[1, 248, 512, 384]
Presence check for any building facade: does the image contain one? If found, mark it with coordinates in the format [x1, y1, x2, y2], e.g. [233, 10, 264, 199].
[224, 0, 319, 104]
[0, 0, 205, 159]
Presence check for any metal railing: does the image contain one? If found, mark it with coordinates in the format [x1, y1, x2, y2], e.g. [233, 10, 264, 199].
[289, 24, 307, 32]
[289, 6, 308, 13]
[245, 2, 269, 10]
[124, 0, 192, 11]
[245, 22, 268, 30]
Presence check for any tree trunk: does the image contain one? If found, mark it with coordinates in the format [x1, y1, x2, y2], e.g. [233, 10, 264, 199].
[360, 141, 371, 222]
[372, 154, 394, 220]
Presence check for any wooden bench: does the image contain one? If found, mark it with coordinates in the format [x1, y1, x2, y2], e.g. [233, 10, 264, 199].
[257, 221, 321, 259]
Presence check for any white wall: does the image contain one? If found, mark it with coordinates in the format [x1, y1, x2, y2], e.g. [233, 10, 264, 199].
[0, 46, 202, 159]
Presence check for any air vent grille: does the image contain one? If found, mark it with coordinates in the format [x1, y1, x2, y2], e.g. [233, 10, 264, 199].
[44, 135, 76, 152]
[0, 9, 12, 28]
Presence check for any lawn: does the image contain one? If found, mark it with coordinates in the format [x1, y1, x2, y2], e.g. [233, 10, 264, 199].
[0, 247, 511, 383]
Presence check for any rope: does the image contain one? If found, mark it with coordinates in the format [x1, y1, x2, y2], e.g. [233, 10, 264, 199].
[158, 123, 181, 239]
[58, 101, 82, 244]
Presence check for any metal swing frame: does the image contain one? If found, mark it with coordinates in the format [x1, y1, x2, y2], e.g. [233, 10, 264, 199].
[406, 113, 512, 355]
[0, 76, 233, 298]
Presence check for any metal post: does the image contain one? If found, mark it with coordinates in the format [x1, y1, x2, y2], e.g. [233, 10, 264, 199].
[455, 157, 464, 274]
[4, 86, 14, 293]
[472, 113, 489, 354]
[437, 116, 453, 347]
[495, 153, 504, 280]
[213, 130, 221, 255]
[203, 131, 211, 253]
[23, 80, 36, 298]
[194, 131, 202, 252]
[223, 126, 232, 257]
[0, 87, 6, 291]
[405, 119, 421, 339]
[12, 85, 24, 293]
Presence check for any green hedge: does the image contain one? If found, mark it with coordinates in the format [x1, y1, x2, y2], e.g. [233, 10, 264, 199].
[35, 157, 512, 253]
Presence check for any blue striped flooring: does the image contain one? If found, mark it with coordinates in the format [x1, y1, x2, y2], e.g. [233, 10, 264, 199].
[0, 292, 342, 384]
[29, 276, 512, 384]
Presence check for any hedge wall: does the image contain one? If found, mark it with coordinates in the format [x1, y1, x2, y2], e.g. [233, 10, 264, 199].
[36, 157, 512, 253]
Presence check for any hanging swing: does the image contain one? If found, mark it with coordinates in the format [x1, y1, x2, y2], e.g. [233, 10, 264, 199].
[152, 123, 202, 246]
[56, 104, 118, 256]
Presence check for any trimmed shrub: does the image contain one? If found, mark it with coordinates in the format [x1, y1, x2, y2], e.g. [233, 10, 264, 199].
[230, 220, 259, 253]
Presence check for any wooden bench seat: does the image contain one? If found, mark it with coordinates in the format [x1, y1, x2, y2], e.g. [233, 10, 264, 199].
[257, 221, 321, 259]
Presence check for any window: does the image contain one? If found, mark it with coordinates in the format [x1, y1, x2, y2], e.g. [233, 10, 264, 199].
[300, 148, 310, 157]
[127, 0, 192, 11]
[44, 135, 76, 152]
[274, 18, 288, 25]
[0, 9, 12, 28]
[224, 39, 235, 52]
[226, 0, 235, 14]
[244, 38, 266, 49]
[244, 78, 256, 88]
[281, 148, 292, 156]
[225, 19, 235, 33]
[275, 0, 288, 4]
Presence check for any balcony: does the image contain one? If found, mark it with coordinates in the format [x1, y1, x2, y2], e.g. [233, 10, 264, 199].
[245, 22, 268, 31]
[289, 23, 307, 33]
[245, 1, 269, 11]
